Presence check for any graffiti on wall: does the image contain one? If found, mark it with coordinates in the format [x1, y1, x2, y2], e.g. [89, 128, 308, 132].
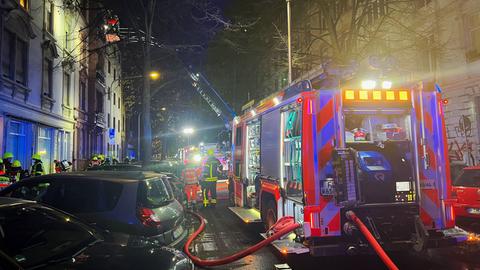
[448, 115, 475, 165]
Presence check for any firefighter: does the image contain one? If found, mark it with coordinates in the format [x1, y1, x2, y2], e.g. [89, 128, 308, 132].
[202, 149, 221, 207]
[182, 162, 201, 209]
[0, 159, 8, 183]
[89, 156, 100, 167]
[10, 160, 28, 182]
[30, 154, 45, 176]
[3, 152, 13, 173]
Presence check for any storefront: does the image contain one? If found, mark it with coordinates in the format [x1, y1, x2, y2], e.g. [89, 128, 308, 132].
[1, 115, 73, 174]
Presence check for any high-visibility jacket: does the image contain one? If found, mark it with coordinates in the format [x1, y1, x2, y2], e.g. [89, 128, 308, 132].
[182, 167, 200, 185]
[31, 161, 44, 176]
[203, 157, 220, 182]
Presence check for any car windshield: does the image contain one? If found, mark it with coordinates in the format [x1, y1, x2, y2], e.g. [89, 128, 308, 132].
[0, 205, 98, 268]
[454, 170, 480, 188]
[139, 178, 173, 208]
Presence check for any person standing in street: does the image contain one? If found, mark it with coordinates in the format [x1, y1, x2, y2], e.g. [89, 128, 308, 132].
[182, 162, 201, 209]
[30, 154, 45, 176]
[3, 152, 13, 173]
[202, 149, 221, 207]
[10, 160, 27, 182]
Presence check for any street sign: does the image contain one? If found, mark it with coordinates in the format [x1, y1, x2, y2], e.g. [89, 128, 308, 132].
[109, 128, 115, 139]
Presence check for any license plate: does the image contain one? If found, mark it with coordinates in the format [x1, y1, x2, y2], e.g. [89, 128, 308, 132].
[467, 208, 480, 215]
[173, 225, 184, 239]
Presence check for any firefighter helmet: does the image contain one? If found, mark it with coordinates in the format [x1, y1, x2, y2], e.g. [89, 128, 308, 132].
[32, 153, 41, 160]
[207, 149, 215, 156]
[92, 156, 98, 161]
[12, 160, 21, 168]
[3, 152, 13, 159]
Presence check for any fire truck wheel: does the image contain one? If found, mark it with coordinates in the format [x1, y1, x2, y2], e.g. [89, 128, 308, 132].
[265, 200, 277, 230]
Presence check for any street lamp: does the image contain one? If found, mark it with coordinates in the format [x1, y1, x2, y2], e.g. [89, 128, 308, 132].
[149, 71, 160, 80]
[182, 127, 195, 146]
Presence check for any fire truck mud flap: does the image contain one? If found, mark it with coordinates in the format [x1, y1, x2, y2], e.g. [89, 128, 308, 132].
[260, 232, 309, 254]
[228, 206, 262, 223]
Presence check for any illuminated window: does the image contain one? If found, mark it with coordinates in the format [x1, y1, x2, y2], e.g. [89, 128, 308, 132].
[399, 91, 409, 101]
[359, 90, 369, 100]
[344, 90, 355, 100]
[372, 91, 382, 100]
[19, 0, 28, 10]
[386, 91, 395, 101]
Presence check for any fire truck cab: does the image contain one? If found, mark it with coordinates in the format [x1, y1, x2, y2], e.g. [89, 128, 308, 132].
[230, 73, 466, 255]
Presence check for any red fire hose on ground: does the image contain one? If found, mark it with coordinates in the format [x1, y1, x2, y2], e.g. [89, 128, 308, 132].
[184, 209, 399, 269]
[346, 211, 399, 270]
[184, 210, 300, 267]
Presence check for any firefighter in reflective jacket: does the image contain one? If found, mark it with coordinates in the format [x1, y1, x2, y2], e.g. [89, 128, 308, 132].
[31, 154, 45, 176]
[10, 160, 27, 182]
[3, 152, 13, 173]
[0, 159, 9, 184]
[182, 163, 201, 208]
[202, 149, 221, 207]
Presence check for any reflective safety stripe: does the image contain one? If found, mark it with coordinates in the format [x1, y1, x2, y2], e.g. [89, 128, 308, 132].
[205, 177, 218, 182]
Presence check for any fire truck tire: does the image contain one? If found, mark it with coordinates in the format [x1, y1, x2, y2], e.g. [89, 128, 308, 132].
[264, 200, 277, 230]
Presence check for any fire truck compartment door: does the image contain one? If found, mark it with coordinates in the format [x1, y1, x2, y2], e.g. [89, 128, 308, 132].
[416, 89, 453, 229]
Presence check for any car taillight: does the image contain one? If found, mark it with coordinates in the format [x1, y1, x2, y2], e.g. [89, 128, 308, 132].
[138, 207, 161, 227]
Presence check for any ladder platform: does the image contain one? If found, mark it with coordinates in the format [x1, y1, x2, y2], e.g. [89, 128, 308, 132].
[260, 233, 309, 255]
[228, 206, 262, 223]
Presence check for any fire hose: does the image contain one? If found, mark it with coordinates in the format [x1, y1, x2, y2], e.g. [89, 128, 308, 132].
[184, 210, 301, 267]
[346, 211, 399, 270]
[184, 209, 399, 269]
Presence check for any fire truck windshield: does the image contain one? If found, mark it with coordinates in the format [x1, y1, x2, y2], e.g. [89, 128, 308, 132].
[344, 112, 412, 144]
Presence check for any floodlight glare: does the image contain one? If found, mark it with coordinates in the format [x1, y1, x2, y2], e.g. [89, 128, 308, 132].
[361, 80, 376, 90]
[382, 81, 393, 89]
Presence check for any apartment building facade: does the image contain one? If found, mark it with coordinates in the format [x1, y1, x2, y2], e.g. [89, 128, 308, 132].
[0, 0, 125, 171]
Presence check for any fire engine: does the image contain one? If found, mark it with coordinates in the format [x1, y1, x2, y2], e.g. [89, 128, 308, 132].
[229, 72, 466, 255]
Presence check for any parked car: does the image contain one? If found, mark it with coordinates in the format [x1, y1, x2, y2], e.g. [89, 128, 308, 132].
[86, 164, 143, 171]
[452, 166, 480, 220]
[87, 164, 186, 204]
[0, 171, 187, 248]
[0, 197, 193, 269]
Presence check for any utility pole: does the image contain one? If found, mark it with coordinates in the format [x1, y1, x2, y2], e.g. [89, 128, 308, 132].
[141, 0, 156, 165]
[286, 0, 293, 84]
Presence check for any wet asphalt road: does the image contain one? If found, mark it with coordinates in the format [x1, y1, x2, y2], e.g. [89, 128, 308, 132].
[186, 201, 480, 270]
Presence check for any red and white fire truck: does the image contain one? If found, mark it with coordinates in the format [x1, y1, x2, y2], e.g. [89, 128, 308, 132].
[229, 72, 466, 255]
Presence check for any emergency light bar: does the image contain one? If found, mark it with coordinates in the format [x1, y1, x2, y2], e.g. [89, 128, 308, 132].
[343, 89, 410, 103]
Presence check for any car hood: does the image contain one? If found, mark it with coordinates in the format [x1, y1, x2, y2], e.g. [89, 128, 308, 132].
[69, 241, 193, 270]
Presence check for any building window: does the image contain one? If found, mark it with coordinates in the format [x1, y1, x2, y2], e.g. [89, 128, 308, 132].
[418, 35, 436, 72]
[43, 58, 53, 97]
[37, 126, 53, 173]
[113, 117, 116, 130]
[113, 68, 116, 80]
[45, 2, 54, 34]
[96, 91, 103, 113]
[113, 93, 116, 105]
[2, 30, 28, 85]
[466, 12, 480, 62]
[80, 81, 86, 110]
[63, 73, 71, 106]
[6, 120, 28, 168]
[107, 60, 111, 73]
[2, 30, 14, 79]
[107, 113, 111, 127]
[415, 0, 432, 9]
[118, 97, 120, 109]
[19, 0, 28, 10]
[118, 119, 120, 132]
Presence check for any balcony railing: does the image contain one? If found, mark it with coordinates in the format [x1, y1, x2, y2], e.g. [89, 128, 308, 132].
[95, 112, 105, 126]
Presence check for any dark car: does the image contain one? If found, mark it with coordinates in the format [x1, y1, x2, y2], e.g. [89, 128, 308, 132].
[86, 164, 143, 171]
[0, 171, 187, 248]
[0, 197, 193, 269]
[453, 166, 480, 220]
[87, 164, 186, 204]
